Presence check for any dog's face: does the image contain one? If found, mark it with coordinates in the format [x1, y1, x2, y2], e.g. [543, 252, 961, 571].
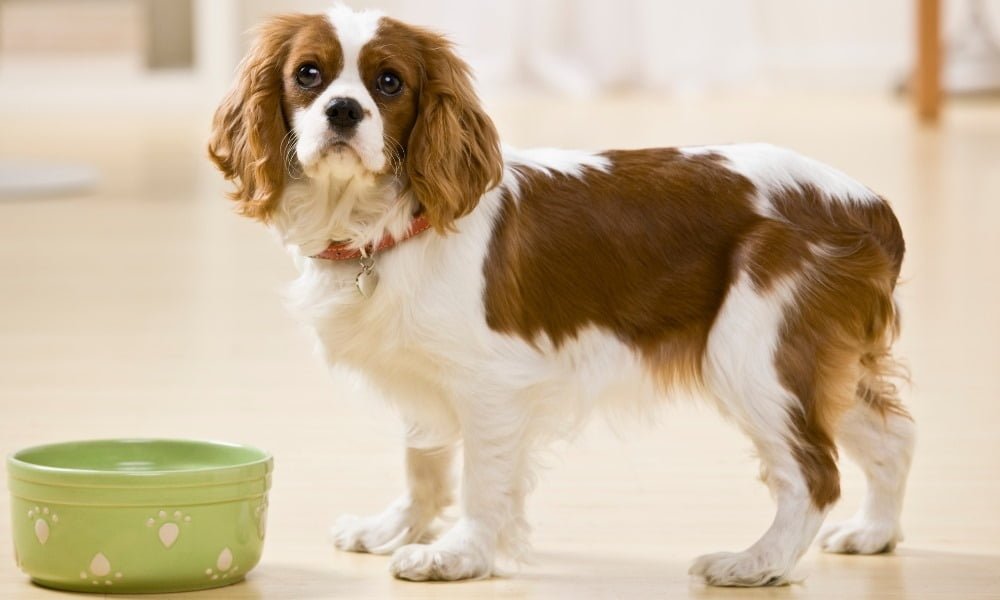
[283, 12, 414, 178]
[208, 5, 502, 231]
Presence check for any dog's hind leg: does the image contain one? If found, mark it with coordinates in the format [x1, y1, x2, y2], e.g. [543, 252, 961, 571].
[818, 363, 914, 554]
[690, 273, 845, 586]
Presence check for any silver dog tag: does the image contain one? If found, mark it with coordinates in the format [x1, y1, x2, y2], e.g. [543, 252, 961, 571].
[356, 255, 379, 298]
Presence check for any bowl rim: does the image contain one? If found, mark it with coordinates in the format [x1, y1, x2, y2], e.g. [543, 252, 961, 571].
[7, 438, 273, 489]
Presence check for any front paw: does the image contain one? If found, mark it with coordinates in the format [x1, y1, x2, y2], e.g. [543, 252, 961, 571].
[390, 542, 491, 581]
[689, 550, 793, 587]
[331, 505, 430, 555]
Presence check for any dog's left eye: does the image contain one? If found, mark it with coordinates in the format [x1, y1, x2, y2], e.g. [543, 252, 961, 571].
[375, 72, 403, 97]
[295, 63, 323, 89]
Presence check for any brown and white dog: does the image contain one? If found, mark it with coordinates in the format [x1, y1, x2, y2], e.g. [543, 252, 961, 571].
[208, 3, 915, 586]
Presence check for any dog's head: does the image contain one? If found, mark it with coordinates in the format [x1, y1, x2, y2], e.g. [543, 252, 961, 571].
[207, 5, 502, 231]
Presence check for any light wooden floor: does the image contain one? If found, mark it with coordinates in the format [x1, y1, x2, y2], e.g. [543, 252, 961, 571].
[2, 91, 999, 599]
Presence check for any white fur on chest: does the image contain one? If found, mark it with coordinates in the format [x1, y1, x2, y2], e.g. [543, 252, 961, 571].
[286, 233, 457, 382]
[279, 180, 657, 445]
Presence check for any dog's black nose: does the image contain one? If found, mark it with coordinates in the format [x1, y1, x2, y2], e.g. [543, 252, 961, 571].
[325, 97, 364, 130]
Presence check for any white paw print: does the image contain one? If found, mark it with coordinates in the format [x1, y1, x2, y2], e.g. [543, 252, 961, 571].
[27, 506, 58, 545]
[205, 547, 239, 580]
[79, 552, 123, 587]
[147, 509, 192, 548]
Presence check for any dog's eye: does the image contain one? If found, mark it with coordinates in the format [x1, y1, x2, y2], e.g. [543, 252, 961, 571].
[375, 71, 403, 97]
[295, 63, 323, 89]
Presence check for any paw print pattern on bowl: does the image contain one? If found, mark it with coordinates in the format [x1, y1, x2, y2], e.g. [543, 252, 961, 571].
[147, 509, 192, 548]
[204, 547, 239, 580]
[79, 552, 123, 587]
[27, 506, 58, 545]
[8, 439, 272, 593]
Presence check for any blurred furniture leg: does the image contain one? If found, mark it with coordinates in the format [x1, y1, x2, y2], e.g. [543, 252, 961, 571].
[193, 0, 242, 99]
[916, 0, 941, 122]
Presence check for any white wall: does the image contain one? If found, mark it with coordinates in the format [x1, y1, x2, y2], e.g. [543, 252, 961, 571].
[756, 0, 911, 89]
[2, 0, 997, 108]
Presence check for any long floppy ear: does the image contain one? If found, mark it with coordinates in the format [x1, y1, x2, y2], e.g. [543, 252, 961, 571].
[208, 16, 304, 221]
[406, 33, 503, 232]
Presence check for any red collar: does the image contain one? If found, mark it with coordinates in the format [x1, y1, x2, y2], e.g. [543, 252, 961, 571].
[311, 215, 433, 261]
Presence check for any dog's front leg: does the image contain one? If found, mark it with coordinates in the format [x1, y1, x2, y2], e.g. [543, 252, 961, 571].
[390, 396, 529, 581]
[332, 445, 456, 554]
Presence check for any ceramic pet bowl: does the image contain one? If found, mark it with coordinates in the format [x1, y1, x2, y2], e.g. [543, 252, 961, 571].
[7, 439, 272, 594]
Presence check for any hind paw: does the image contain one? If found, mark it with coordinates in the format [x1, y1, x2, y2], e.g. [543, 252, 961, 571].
[818, 517, 901, 554]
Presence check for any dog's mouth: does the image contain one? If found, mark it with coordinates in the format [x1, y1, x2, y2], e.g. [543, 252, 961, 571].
[324, 139, 357, 156]
[298, 130, 386, 177]
[297, 137, 373, 180]
[315, 138, 362, 166]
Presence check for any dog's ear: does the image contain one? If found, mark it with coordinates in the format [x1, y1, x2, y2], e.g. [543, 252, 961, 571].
[405, 31, 503, 232]
[208, 16, 304, 221]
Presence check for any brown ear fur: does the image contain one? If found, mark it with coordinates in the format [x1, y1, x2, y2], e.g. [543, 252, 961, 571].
[405, 32, 503, 232]
[207, 16, 306, 221]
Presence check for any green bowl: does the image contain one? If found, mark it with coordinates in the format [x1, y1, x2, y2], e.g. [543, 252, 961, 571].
[7, 439, 273, 594]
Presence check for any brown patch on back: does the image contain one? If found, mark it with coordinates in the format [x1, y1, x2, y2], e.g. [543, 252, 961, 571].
[483, 148, 760, 386]
[484, 149, 907, 510]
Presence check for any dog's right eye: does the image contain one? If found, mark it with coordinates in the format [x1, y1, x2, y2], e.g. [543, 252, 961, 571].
[295, 64, 322, 89]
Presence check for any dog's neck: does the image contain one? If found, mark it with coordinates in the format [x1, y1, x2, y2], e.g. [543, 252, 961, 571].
[272, 165, 418, 258]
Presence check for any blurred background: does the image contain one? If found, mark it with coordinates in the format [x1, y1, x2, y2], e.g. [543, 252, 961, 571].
[1, 1, 999, 598]
[2, 0, 999, 102]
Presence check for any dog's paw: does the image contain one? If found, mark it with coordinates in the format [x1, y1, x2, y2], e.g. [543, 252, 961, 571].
[331, 514, 405, 554]
[818, 517, 900, 554]
[689, 551, 793, 587]
[390, 542, 491, 581]
[331, 501, 430, 555]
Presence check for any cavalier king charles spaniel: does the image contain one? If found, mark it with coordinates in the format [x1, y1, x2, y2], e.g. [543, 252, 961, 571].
[208, 3, 914, 586]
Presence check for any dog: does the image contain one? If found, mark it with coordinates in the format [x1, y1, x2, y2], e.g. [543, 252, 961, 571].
[208, 4, 915, 586]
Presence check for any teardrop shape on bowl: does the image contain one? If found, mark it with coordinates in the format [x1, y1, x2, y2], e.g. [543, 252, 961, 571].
[34, 519, 49, 545]
[90, 553, 111, 577]
[159, 522, 180, 548]
[216, 547, 233, 571]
